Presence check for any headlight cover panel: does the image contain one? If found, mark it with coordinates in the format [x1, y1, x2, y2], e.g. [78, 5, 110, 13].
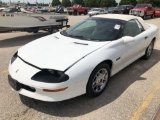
[11, 52, 18, 64]
[31, 69, 69, 83]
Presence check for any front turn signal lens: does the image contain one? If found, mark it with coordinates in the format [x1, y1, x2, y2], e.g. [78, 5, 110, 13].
[43, 87, 68, 92]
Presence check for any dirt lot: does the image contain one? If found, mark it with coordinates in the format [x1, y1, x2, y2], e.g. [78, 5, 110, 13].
[0, 15, 160, 120]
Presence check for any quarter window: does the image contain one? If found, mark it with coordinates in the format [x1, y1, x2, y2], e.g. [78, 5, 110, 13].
[123, 19, 143, 37]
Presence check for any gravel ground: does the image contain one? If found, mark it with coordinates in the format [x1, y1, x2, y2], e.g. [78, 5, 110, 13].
[0, 15, 160, 120]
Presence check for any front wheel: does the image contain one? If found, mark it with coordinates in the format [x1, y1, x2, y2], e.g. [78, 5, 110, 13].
[84, 10, 87, 15]
[86, 63, 110, 97]
[74, 11, 77, 15]
[143, 13, 147, 20]
[68, 12, 72, 15]
[151, 13, 155, 18]
[142, 41, 154, 60]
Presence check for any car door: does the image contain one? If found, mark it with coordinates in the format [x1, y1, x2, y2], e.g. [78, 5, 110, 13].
[147, 5, 154, 16]
[120, 19, 145, 68]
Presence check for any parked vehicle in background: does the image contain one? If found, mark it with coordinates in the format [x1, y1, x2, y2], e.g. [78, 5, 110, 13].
[8, 14, 159, 102]
[67, 4, 89, 15]
[129, 4, 155, 20]
[107, 7, 121, 14]
[55, 5, 64, 13]
[1, 6, 21, 13]
[118, 5, 134, 14]
[0, 13, 69, 34]
[0, 7, 5, 12]
[155, 9, 160, 17]
[88, 8, 107, 17]
[48, 6, 56, 12]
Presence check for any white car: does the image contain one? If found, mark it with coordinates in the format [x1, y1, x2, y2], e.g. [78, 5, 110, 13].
[8, 14, 159, 102]
[88, 8, 107, 17]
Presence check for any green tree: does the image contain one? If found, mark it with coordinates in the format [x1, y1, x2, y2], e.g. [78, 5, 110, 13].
[96, 0, 102, 7]
[100, 0, 117, 7]
[108, 0, 117, 7]
[84, 0, 96, 7]
[137, 0, 160, 7]
[73, 0, 85, 6]
[120, 0, 137, 6]
[100, 0, 107, 7]
[62, 0, 71, 7]
[52, 0, 61, 6]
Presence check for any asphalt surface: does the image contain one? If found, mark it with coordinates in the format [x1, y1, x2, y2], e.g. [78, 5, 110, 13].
[0, 15, 160, 120]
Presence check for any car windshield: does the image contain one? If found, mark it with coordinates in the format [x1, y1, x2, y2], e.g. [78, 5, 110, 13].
[91, 9, 101, 11]
[118, 5, 126, 9]
[60, 18, 124, 41]
[108, 7, 118, 10]
[135, 4, 148, 8]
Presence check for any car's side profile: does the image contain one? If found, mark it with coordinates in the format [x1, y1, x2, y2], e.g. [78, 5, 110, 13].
[8, 14, 159, 102]
[88, 8, 106, 17]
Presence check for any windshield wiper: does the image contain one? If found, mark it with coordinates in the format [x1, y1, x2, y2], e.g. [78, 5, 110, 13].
[68, 35, 91, 40]
[60, 30, 68, 36]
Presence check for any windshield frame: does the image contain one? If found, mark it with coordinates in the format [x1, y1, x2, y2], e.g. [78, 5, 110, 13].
[60, 17, 126, 42]
[134, 4, 148, 8]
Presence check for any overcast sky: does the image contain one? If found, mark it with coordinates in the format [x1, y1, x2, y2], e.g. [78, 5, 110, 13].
[2, 0, 121, 4]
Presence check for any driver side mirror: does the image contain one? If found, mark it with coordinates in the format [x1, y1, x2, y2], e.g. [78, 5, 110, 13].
[122, 36, 135, 43]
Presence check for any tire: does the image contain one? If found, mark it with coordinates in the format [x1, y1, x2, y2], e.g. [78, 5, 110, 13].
[89, 14, 92, 17]
[78, 12, 82, 15]
[68, 12, 72, 15]
[33, 28, 39, 33]
[151, 13, 155, 18]
[74, 10, 77, 15]
[84, 10, 87, 15]
[143, 13, 147, 20]
[86, 63, 110, 97]
[142, 40, 154, 60]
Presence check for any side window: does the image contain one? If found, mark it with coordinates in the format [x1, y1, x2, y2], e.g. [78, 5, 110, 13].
[135, 19, 145, 32]
[123, 19, 143, 37]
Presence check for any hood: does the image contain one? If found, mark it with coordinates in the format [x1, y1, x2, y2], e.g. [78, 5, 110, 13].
[132, 8, 147, 11]
[88, 11, 99, 14]
[18, 32, 110, 71]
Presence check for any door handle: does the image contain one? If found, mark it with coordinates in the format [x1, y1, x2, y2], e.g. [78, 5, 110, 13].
[145, 36, 148, 39]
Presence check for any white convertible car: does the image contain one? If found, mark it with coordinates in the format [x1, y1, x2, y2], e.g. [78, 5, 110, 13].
[8, 14, 159, 102]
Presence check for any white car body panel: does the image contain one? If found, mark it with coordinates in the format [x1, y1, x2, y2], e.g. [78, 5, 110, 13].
[18, 32, 110, 71]
[8, 14, 159, 102]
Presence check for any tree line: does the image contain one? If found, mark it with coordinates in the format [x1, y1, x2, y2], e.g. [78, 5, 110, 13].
[52, 0, 160, 7]
[120, 0, 160, 7]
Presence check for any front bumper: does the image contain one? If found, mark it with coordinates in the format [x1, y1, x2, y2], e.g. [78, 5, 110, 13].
[129, 11, 144, 17]
[8, 57, 86, 102]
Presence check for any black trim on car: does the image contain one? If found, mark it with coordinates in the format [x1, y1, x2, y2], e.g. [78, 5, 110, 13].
[18, 56, 42, 70]
[31, 69, 69, 83]
[8, 75, 36, 92]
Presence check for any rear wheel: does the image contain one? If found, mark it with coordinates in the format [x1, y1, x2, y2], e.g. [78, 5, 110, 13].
[74, 10, 77, 15]
[151, 13, 155, 18]
[84, 10, 87, 15]
[33, 28, 39, 33]
[78, 12, 82, 15]
[143, 13, 147, 20]
[68, 12, 72, 15]
[86, 63, 110, 97]
[142, 40, 154, 60]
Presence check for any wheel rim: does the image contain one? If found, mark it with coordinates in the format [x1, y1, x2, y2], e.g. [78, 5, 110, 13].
[92, 68, 108, 93]
[147, 42, 153, 57]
